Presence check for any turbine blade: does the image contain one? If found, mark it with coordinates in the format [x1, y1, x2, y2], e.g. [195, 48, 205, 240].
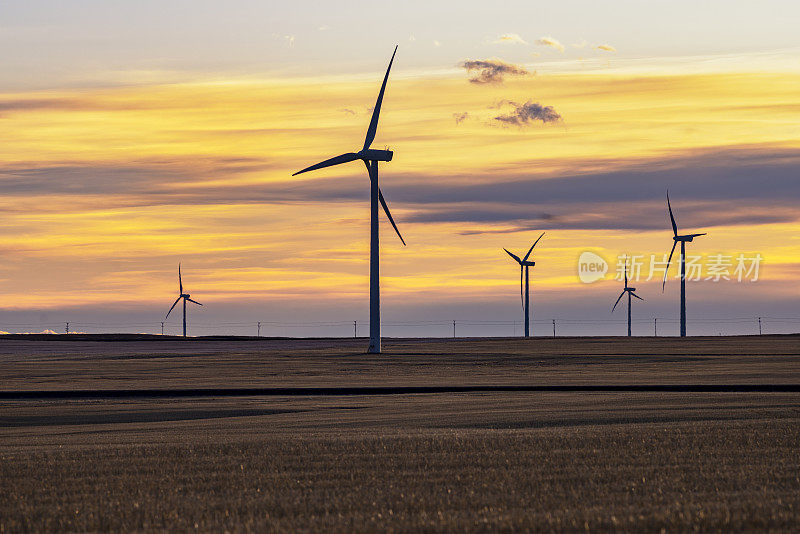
[662, 240, 678, 291]
[689, 233, 707, 238]
[179, 263, 182, 294]
[667, 190, 678, 237]
[522, 232, 545, 261]
[292, 153, 359, 176]
[611, 291, 625, 312]
[504, 248, 522, 264]
[631, 292, 644, 301]
[187, 298, 203, 306]
[624, 255, 628, 288]
[165, 297, 181, 319]
[363, 45, 398, 151]
[378, 188, 406, 246]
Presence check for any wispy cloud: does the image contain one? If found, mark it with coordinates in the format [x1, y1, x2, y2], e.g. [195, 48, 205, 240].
[494, 100, 562, 125]
[493, 33, 528, 45]
[453, 112, 469, 124]
[536, 36, 565, 53]
[460, 59, 530, 84]
[594, 44, 617, 52]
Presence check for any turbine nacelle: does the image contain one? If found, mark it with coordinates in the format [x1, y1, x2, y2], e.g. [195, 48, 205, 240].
[181, 293, 190, 299]
[358, 149, 393, 162]
[674, 233, 706, 243]
[626, 286, 636, 292]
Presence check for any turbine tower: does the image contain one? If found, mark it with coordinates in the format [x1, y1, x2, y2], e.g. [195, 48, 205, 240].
[504, 232, 545, 337]
[292, 46, 405, 354]
[612, 256, 644, 336]
[662, 191, 706, 337]
[165, 264, 203, 337]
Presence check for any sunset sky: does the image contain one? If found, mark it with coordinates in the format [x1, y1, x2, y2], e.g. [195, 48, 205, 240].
[1, 1, 799, 336]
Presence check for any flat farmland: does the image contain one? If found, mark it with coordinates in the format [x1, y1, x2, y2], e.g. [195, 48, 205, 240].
[1, 335, 799, 532]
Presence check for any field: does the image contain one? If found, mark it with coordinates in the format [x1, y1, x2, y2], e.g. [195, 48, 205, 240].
[1, 335, 799, 532]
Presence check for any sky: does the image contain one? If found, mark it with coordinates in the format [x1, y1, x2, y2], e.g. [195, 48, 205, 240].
[1, 1, 799, 336]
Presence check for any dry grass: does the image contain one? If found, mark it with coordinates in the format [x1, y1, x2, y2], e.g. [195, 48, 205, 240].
[1, 335, 799, 390]
[1, 337, 799, 532]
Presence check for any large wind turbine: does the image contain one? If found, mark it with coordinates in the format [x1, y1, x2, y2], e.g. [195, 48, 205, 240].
[662, 191, 706, 337]
[504, 232, 545, 337]
[612, 257, 644, 337]
[292, 46, 405, 354]
[165, 264, 203, 337]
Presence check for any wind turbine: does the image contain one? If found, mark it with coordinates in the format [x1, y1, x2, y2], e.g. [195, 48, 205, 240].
[662, 191, 706, 337]
[292, 46, 405, 354]
[612, 256, 644, 336]
[165, 264, 202, 337]
[504, 232, 545, 337]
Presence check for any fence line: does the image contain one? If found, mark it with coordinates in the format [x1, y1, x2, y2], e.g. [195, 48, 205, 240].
[1, 316, 799, 337]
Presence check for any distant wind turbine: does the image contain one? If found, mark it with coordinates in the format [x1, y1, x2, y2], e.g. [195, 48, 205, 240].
[662, 191, 706, 337]
[292, 46, 405, 354]
[612, 256, 643, 336]
[504, 232, 545, 337]
[165, 264, 203, 337]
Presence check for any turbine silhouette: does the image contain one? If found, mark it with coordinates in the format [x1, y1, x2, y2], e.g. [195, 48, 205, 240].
[165, 264, 202, 337]
[662, 191, 706, 337]
[612, 256, 644, 336]
[292, 46, 405, 354]
[504, 232, 545, 337]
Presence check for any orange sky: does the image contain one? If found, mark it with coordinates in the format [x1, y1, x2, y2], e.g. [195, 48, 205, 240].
[1, 61, 799, 334]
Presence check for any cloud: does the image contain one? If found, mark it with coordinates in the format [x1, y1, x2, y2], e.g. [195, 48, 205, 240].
[595, 44, 617, 52]
[494, 100, 562, 126]
[536, 36, 565, 53]
[453, 112, 469, 124]
[339, 108, 356, 115]
[460, 59, 530, 84]
[493, 33, 528, 45]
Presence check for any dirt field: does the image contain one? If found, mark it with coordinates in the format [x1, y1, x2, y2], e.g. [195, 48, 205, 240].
[1, 335, 799, 532]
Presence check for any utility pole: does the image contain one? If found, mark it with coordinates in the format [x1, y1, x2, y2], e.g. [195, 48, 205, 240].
[654, 318, 657, 337]
[257, 321, 261, 337]
[758, 317, 762, 335]
[65, 322, 69, 334]
[552, 319, 556, 338]
[453, 320, 456, 338]
[161, 321, 164, 335]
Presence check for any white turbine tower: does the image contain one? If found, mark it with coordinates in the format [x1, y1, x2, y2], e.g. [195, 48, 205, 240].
[504, 232, 545, 337]
[292, 46, 405, 354]
[165, 264, 203, 337]
[612, 256, 644, 336]
[662, 191, 706, 337]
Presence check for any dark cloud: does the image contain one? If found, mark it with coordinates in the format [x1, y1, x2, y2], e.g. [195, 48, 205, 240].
[259, 146, 800, 231]
[453, 112, 469, 124]
[494, 100, 562, 125]
[2, 146, 799, 232]
[460, 59, 529, 84]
